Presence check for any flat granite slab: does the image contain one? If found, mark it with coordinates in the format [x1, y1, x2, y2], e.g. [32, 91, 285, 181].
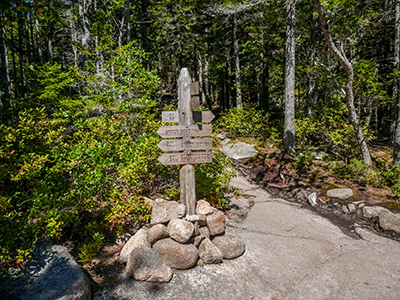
[94, 177, 400, 300]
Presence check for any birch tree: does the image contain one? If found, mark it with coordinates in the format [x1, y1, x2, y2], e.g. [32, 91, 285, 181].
[283, 0, 296, 154]
[313, 0, 372, 165]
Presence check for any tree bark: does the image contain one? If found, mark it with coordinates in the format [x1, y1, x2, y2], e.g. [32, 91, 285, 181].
[313, 0, 372, 165]
[283, 0, 296, 154]
[79, 0, 91, 69]
[196, 47, 206, 107]
[34, 0, 43, 64]
[0, 20, 11, 123]
[233, 13, 242, 108]
[125, 0, 131, 43]
[393, 0, 400, 165]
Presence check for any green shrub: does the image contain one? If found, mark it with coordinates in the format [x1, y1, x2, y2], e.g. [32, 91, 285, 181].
[0, 43, 236, 265]
[329, 158, 383, 187]
[215, 103, 269, 138]
[78, 232, 104, 264]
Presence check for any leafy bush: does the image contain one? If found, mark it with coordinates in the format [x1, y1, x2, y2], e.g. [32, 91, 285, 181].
[215, 103, 270, 138]
[329, 158, 383, 187]
[0, 43, 236, 265]
[295, 103, 373, 160]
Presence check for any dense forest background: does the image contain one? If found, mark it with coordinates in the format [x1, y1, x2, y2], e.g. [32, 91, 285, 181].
[2, 0, 400, 265]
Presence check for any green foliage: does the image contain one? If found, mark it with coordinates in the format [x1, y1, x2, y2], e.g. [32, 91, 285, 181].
[195, 149, 236, 209]
[295, 103, 373, 160]
[0, 45, 162, 264]
[78, 232, 104, 264]
[329, 158, 383, 187]
[382, 167, 400, 199]
[292, 151, 315, 175]
[0, 43, 237, 265]
[215, 103, 270, 138]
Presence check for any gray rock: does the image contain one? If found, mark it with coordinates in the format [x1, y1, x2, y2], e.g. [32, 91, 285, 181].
[295, 189, 308, 202]
[126, 248, 172, 283]
[378, 210, 400, 234]
[307, 192, 318, 207]
[199, 226, 210, 239]
[348, 203, 356, 214]
[311, 151, 328, 160]
[190, 235, 205, 248]
[342, 205, 350, 214]
[212, 233, 245, 259]
[196, 200, 215, 215]
[221, 141, 258, 162]
[326, 188, 353, 200]
[119, 228, 150, 263]
[198, 238, 223, 264]
[186, 214, 206, 226]
[206, 210, 226, 236]
[153, 238, 198, 270]
[362, 206, 390, 218]
[150, 199, 185, 225]
[148, 224, 169, 245]
[3, 241, 90, 300]
[167, 219, 194, 243]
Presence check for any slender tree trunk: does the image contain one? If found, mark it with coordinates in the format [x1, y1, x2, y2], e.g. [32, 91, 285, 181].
[196, 47, 206, 107]
[393, 0, 400, 165]
[0, 21, 11, 123]
[233, 13, 242, 108]
[47, 26, 53, 64]
[204, 27, 210, 108]
[313, 0, 372, 165]
[71, 15, 79, 68]
[34, 2, 43, 64]
[227, 50, 232, 109]
[125, 0, 131, 43]
[79, 0, 91, 69]
[284, 0, 296, 154]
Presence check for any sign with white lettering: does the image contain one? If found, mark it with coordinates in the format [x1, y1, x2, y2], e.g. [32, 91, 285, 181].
[158, 151, 212, 166]
[157, 124, 212, 138]
[158, 138, 212, 152]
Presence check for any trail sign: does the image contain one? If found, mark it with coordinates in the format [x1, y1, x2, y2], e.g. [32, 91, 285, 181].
[158, 138, 212, 152]
[161, 111, 215, 123]
[157, 124, 212, 138]
[157, 68, 213, 214]
[158, 151, 212, 166]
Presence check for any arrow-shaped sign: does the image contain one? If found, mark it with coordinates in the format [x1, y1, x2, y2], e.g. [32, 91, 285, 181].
[157, 124, 212, 138]
[162, 111, 215, 123]
[158, 138, 212, 152]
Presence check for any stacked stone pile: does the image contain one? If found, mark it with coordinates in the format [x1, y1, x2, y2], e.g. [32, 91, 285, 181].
[119, 199, 245, 283]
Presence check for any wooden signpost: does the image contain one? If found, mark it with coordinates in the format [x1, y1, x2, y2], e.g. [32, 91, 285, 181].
[157, 68, 214, 214]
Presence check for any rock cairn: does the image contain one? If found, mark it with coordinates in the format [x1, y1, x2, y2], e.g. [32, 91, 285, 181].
[119, 198, 245, 283]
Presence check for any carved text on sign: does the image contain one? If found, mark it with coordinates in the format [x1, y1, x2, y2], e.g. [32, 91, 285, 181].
[158, 138, 212, 151]
[158, 151, 213, 166]
[157, 124, 212, 138]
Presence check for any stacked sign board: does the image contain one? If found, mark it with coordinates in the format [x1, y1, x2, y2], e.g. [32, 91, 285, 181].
[157, 113, 214, 165]
[157, 69, 214, 215]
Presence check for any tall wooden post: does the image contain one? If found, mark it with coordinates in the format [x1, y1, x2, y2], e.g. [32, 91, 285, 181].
[178, 68, 196, 215]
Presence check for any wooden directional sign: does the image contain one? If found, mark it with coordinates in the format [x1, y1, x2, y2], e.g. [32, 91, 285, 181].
[162, 111, 215, 123]
[158, 151, 212, 166]
[157, 124, 212, 138]
[158, 138, 212, 152]
[190, 82, 200, 110]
